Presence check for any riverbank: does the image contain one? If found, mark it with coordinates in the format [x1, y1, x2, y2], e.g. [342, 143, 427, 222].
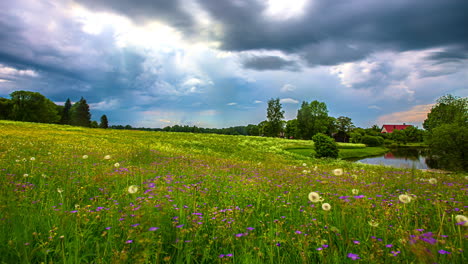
[284, 144, 389, 160]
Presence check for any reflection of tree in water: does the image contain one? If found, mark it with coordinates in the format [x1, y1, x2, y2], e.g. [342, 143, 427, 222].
[387, 148, 422, 161]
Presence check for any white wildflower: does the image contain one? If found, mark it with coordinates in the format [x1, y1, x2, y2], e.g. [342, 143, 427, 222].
[352, 189, 359, 195]
[333, 168, 343, 176]
[368, 220, 379, 227]
[104, 155, 111, 160]
[322, 203, 331, 211]
[428, 178, 437, 184]
[398, 194, 412, 204]
[308, 192, 322, 203]
[57, 188, 64, 193]
[455, 215, 468, 227]
[128, 185, 139, 194]
[82, 155, 88, 159]
[30, 157, 35, 161]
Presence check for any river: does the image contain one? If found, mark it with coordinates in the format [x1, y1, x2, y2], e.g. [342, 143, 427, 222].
[355, 147, 434, 169]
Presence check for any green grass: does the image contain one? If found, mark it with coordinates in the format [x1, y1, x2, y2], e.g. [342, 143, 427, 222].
[0, 120, 466, 264]
[285, 142, 384, 160]
[339, 147, 389, 160]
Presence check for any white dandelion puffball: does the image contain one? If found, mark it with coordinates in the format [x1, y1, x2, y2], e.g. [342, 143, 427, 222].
[104, 155, 111, 160]
[455, 215, 468, 227]
[322, 203, 331, 211]
[57, 188, 64, 193]
[82, 155, 88, 159]
[128, 185, 139, 194]
[30, 157, 35, 161]
[333, 168, 343, 176]
[428, 178, 437, 184]
[23, 174, 29, 178]
[114, 162, 120, 168]
[398, 194, 412, 204]
[352, 189, 359, 195]
[308, 192, 322, 203]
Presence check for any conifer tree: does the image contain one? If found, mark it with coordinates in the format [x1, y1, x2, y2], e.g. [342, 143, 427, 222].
[70, 97, 91, 127]
[60, 98, 72, 124]
[99, 114, 109, 128]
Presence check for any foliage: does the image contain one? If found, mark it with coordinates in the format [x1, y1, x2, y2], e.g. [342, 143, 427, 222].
[423, 94, 467, 131]
[60, 98, 72, 125]
[0, 121, 466, 263]
[361, 135, 384, 147]
[100, 114, 109, 128]
[285, 119, 299, 139]
[427, 123, 467, 171]
[334, 116, 355, 142]
[424, 94, 467, 171]
[266, 98, 284, 137]
[297, 100, 331, 139]
[70, 97, 91, 127]
[8, 90, 60, 123]
[0, 97, 12, 119]
[312, 133, 339, 158]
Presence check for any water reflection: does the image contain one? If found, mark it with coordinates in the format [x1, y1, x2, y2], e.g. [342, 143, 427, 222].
[356, 148, 433, 169]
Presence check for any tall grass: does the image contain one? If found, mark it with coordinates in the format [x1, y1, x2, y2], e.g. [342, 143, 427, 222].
[0, 121, 466, 263]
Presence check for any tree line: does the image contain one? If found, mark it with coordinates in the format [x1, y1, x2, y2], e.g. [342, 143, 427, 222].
[0, 90, 109, 128]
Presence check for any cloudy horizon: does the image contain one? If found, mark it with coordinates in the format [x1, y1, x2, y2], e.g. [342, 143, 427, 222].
[1, 0, 467, 128]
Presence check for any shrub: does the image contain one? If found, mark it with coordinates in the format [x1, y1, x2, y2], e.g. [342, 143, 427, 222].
[312, 133, 339, 158]
[361, 135, 384, 147]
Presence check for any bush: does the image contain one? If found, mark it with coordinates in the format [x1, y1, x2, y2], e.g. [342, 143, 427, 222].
[361, 135, 384, 147]
[312, 133, 339, 158]
[427, 123, 468, 171]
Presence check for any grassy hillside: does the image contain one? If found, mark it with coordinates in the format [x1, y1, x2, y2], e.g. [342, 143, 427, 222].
[0, 121, 466, 263]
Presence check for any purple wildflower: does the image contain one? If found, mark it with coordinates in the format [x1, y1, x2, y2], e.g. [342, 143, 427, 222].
[347, 253, 360, 260]
[125, 240, 133, 244]
[438, 249, 451, 254]
[386, 244, 393, 248]
[149, 227, 159, 231]
[247, 227, 255, 231]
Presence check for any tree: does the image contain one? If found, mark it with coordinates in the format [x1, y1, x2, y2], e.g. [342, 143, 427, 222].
[9, 90, 60, 123]
[60, 98, 72, 124]
[312, 133, 339, 158]
[335, 116, 355, 142]
[285, 119, 299, 139]
[423, 94, 467, 171]
[100, 115, 109, 128]
[70, 97, 91, 127]
[297, 100, 330, 139]
[0, 97, 12, 120]
[266, 98, 284, 137]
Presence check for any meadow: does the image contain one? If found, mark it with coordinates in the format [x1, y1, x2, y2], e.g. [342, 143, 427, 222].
[0, 120, 466, 263]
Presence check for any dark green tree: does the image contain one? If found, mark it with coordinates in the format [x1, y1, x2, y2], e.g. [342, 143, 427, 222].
[0, 97, 12, 120]
[312, 133, 339, 158]
[60, 98, 72, 124]
[266, 98, 284, 137]
[9, 90, 60, 123]
[70, 97, 91, 127]
[335, 116, 354, 142]
[423, 94, 467, 131]
[423, 94, 467, 170]
[285, 119, 299, 139]
[297, 100, 330, 139]
[100, 114, 109, 128]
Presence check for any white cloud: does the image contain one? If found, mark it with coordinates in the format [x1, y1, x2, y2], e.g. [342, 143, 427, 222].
[368, 105, 381, 110]
[227, 102, 237, 106]
[280, 83, 296, 92]
[254, 100, 263, 104]
[89, 98, 120, 110]
[280, 98, 299, 104]
[0, 64, 38, 78]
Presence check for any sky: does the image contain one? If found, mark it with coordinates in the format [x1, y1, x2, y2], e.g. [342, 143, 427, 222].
[0, 0, 467, 128]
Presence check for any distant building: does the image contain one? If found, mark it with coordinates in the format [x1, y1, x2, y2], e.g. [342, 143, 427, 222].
[381, 124, 413, 133]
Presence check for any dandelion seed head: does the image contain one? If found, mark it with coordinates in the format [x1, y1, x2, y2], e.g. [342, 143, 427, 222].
[104, 155, 111, 160]
[428, 178, 437, 184]
[127, 185, 138, 194]
[57, 188, 63, 193]
[368, 220, 379, 227]
[455, 215, 468, 227]
[352, 189, 359, 195]
[398, 194, 412, 204]
[308, 192, 322, 203]
[82, 155, 88, 159]
[114, 162, 120, 168]
[30, 157, 35, 161]
[333, 168, 343, 176]
[322, 203, 331, 211]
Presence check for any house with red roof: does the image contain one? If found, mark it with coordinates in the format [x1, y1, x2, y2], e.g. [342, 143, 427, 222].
[381, 124, 413, 133]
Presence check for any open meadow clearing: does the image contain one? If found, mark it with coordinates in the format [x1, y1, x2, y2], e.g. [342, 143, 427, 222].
[0, 121, 466, 263]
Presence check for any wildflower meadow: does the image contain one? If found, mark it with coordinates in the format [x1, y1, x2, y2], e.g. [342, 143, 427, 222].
[0, 121, 466, 263]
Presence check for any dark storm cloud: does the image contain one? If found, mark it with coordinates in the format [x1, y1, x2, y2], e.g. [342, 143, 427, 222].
[196, 0, 468, 65]
[241, 55, 300, 71]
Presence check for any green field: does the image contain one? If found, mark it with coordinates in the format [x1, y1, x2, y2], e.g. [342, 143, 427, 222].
[0, 121, 466, 263]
